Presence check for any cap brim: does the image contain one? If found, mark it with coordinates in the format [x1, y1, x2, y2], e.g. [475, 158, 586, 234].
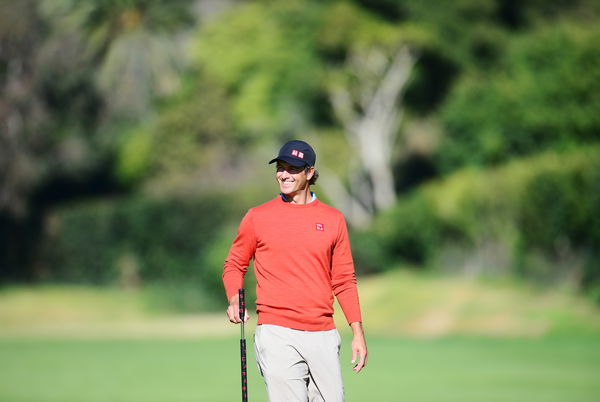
[268, 156, 308, 167]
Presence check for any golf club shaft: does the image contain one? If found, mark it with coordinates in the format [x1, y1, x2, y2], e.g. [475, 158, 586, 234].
[239, 288, 248, 402]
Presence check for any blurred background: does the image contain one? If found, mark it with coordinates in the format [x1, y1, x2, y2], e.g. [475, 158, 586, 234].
[1, 0, 599, 401]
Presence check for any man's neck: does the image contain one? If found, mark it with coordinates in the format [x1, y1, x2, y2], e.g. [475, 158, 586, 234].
[282, 188, 314, 204]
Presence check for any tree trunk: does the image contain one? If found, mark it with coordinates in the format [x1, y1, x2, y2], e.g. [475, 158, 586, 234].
[326, 45, 418, 226]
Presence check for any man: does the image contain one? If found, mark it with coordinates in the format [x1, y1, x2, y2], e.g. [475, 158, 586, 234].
[223, 140, 367, 402]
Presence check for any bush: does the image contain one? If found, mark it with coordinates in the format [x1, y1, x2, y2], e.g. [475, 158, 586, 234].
[42, 201, 118, 283]
[40, 194, 239, 310]
[519, 172, 590, 251]
[515, 153, 600, 286]
[351, 192, 442, 274]
[349, 229, 388, 275]
[357, 146, 600, 297]
[378, 193, 442, 267]
[197, 220, 256, 304]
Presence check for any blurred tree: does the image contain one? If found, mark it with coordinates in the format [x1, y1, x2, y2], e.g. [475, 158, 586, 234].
[0, 0, 105, 219]
[319, 2, 428, 226]
[0, 0, 108, 280]
[0, 0, 50, 281]
[0, 0, 48, 218]
[140, 73, 236, 195]
[5, 0, 599, 293]
[190, 0, 435, 226]
[0, 0, 197, 281]
[41, 0, 196, 120]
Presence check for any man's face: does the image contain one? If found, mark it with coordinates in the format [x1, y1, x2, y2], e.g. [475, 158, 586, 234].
[275, 160, 314, 196]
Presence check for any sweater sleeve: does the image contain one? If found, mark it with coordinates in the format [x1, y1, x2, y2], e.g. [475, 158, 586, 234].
[222, 210, 256, 301]
[330, 215, 362, 325]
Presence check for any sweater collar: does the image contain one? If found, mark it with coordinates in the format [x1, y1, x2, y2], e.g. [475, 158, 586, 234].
[279, 191, 317, 203]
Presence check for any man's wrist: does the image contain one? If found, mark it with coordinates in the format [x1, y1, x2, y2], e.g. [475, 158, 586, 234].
[350, 321, 364, 336]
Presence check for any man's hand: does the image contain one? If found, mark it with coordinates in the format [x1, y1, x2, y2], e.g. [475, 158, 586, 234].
[227, 293, 249, 324]
[350, 322, 368, 372]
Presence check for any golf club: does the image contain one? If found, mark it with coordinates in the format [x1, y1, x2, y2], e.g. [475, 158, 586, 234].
[239, 288, 248, 402]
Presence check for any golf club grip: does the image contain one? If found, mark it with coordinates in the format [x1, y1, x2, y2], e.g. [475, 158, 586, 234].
[238, 288, 245, 321]
[240, 339, 248, 402]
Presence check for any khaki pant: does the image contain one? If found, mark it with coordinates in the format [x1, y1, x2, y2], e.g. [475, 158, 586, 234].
[254, 324, 344, 402]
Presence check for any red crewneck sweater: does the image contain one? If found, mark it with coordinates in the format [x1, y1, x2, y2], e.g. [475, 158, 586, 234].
[222, 196, 362, 331]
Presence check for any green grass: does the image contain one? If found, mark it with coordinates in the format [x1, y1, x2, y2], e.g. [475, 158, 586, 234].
[1, 271, 599, 401]
[3, 270, 599, 339]
[0, 336, 599, 402]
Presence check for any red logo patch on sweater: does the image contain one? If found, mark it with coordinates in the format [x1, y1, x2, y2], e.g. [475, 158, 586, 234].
[316, 223, 324, 231]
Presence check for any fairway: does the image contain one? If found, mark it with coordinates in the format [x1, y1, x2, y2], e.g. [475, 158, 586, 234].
[1, 336, 599, 402]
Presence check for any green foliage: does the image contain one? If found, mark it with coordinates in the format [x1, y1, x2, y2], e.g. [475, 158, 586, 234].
[516, 154, 600, 287]
[0, 0, 105, 217]
[318, 1, 430, 52]
[149, 74, 234, 181]
[4, 0, 600, 310]
[399, 0, 505, 69]
[365, 193, 441, 269]
[192, 1, 324, 137]
[349, 229, 386, 275]
[519, 171, 593, 251]
[190, 0, 432, 140]
[115, 126, 155, 184]
[197, 220, 258, 305]
[440, 22, 600, 171]
[354, 147, 600, 295]
[43, 201, 118, 283]
[428, 147, 600, 284]
[41, 194, 238, 306]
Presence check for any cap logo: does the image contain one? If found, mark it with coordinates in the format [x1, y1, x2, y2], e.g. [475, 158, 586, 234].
[291, 149, 304, 159]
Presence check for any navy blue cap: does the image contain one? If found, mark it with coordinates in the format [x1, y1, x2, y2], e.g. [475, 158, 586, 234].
[268, 140, 316, 167]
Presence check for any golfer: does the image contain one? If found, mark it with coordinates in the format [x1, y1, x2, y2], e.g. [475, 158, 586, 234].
[223, 140, 368, 401]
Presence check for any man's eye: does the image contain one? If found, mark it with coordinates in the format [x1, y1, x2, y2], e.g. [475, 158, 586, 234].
[276, 165, 302, 174]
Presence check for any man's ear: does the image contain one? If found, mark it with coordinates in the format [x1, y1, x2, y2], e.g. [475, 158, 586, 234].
[306, 166, 315, 180]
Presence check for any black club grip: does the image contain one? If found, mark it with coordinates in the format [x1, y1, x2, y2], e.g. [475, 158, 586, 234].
[238, 288, 245, 321]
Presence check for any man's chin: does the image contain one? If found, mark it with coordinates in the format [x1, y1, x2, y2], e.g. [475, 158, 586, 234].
[279, 186, 294, 195]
